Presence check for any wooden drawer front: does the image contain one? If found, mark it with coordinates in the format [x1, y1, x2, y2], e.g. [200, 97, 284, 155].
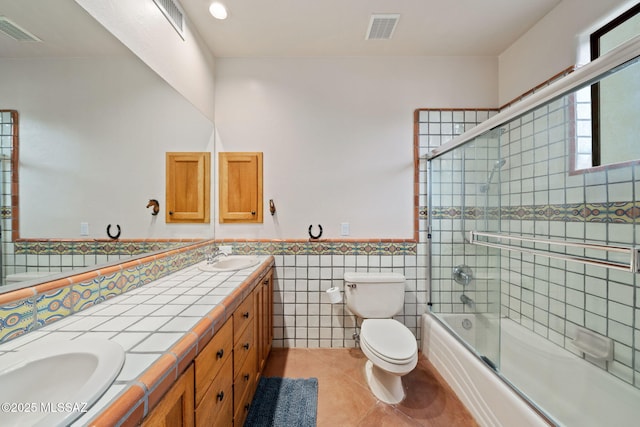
[233, 344, 258, 414]
[233, 293, 254, 339]
[195, 356, 233, 427]
[234, 320, 255, 379]
[234, 374, 255, 427]
[195, 318, 233, 405]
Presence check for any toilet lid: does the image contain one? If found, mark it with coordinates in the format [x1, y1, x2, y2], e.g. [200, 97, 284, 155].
[360, 319, 417, 363]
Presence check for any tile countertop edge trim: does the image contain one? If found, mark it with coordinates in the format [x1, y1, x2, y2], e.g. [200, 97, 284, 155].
[87, 256, 276, 427]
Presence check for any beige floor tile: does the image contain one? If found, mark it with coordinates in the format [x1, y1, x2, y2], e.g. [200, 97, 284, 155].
[263, 348, 479, 427]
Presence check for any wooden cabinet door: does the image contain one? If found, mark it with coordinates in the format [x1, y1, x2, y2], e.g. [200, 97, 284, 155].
[142, 364, 195, 427]
[218, 152, 263, 223]
[256, 269, 273, 374]
[166, 152, 210, 223]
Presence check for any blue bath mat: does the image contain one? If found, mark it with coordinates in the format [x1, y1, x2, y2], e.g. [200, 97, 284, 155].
[244, 377, 318, 427]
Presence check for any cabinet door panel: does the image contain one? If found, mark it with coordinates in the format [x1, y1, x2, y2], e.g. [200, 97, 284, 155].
[142, 365, 194, 427]
[166, 152, 210, 223]
[219, 152, 263, 223]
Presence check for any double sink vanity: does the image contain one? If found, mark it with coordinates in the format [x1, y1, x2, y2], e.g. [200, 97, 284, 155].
[0, 252, 274, 427]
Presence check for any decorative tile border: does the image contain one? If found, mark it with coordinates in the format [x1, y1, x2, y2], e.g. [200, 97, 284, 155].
[216, 240, 417, 256]
[14, 239, 417, 257]
[14, 240, 190, 256]
[424, 202, 640, 223]
[0, 242, 210, 344]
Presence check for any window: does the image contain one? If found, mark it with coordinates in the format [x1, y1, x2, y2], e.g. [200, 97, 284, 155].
[588, 3, 640, 168]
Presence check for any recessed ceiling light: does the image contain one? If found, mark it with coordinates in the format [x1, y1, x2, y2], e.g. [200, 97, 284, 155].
[209, 2, 228, 20]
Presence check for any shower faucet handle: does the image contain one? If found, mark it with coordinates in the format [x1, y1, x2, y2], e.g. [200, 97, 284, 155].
[452, 265, 473, 286]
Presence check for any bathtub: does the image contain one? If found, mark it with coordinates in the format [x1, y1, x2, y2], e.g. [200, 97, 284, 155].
[422, 313, 640, 427]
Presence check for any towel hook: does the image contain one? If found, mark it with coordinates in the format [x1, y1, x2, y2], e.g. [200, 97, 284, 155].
[146, 199, 160, 216]
[106, 224, 121, 240]
[308, 224, 323, 240]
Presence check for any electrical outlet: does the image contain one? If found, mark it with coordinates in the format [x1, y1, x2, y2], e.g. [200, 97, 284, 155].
[80, 222, 89, 236]
[218, 245, 233, 254]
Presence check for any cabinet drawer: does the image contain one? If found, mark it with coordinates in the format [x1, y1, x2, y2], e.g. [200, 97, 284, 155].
[233, 344, 258, 414]
[195, 318, 233, 405]
[234, 320, 255, 379]
[233, 292, 254, 339]
[234, 376, 255, 427]
[195, 356, 233, 427]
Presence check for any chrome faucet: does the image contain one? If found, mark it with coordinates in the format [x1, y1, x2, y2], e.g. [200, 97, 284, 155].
[206, 249, 229, 264]
[460, 294, 475, 309]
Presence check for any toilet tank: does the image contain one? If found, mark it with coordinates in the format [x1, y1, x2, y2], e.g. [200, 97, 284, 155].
[343, 272, 406, 318]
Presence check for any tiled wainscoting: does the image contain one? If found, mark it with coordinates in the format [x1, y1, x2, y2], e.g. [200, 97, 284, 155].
[0, 240, 427, 351]
[5, 240, 190, 278]
[216, 241, 425, 348]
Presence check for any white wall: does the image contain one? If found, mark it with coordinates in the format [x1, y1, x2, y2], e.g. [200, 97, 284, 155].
[0, 55, 215, 239]
[214, 56, 498, 239]
[75, 0, 217, 121]
[498, 0, 636, 105]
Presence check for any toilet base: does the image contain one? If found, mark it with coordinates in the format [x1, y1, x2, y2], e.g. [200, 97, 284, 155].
[364, 360, 405, 404]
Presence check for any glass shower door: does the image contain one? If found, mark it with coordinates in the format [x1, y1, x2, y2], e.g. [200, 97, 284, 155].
[428, 129, 504, 369]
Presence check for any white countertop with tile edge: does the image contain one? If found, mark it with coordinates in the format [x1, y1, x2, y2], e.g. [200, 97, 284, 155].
[0, 255, 272, 426]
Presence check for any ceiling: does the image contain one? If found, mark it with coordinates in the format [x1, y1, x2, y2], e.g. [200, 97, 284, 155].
[180, 0, 563, 57]
[0, 0, 562, 59]
[0, 0, 128, 58]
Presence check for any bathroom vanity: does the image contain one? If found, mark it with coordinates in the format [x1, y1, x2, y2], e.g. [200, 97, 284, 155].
[0, 247, 274, 427]
[142, 264, 273, 426]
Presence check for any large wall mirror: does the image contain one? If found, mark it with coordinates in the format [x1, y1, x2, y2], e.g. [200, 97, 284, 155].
[0, 0, 215, 291]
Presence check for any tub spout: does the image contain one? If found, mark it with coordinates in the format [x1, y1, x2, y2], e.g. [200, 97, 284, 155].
[460, 294, 475, 309]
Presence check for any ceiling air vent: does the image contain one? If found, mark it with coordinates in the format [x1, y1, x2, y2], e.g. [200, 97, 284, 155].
[0, 17, 41, 42]
[153, 0, 185, 39]
[365, 14, 400, 40]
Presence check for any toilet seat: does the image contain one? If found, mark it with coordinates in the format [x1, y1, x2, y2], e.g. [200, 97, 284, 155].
[360, 319, 417, 365]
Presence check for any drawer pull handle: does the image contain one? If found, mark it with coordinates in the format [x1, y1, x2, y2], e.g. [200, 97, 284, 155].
[263, 279, 269, 285]
[245, 403, 251, 411]
[243, 311, 250, 318]
[216, 349, 224, 359]
[243, 343, 250, 350]
[217, 391, 225, 402]
[244, 373, 250, 381]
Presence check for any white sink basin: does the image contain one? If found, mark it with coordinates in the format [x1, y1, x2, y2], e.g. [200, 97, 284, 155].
[0, 338, 125, 427]
[198, 256, 261, 272]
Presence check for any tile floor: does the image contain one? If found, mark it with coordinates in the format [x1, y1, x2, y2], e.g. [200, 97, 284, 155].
[262, 348, 479, 427]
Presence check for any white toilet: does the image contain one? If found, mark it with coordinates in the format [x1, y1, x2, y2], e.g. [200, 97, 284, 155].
[344, 272, 418, 404]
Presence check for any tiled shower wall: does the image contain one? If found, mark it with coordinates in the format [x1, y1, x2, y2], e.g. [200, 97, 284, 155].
[499, 92, 639, 388]
[427, 95, 640, 389]
[418, 109, 500, 318]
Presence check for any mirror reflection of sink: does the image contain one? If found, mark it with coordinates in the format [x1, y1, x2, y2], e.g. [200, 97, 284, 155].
[0, 338, 125, 427]
[198, 256, 261, 272]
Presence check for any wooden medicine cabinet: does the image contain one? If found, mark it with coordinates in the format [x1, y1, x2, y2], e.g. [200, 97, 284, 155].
[166, 152, 211, 223]
[219, 152, 263, 223]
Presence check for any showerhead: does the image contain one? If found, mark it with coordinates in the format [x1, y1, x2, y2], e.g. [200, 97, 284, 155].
[481, 127, 507, 139]
[480, 159, 507, 193]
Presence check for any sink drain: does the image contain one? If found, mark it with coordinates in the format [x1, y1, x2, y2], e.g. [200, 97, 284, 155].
[462, 318, 473, 330]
